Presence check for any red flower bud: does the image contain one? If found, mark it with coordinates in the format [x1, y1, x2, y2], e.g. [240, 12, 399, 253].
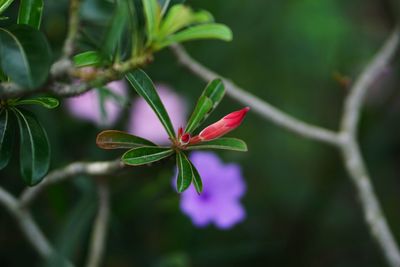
[190, 107, 250, 144]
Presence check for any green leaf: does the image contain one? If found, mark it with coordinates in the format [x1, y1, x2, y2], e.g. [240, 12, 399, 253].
[73, 51, 101, 67]
[143, 0, 160, 44]
[0, 25, 52, 89]
[176, 151, 193, 193]
[126, 69, 176, 139]
[158, 4, 213, 38]
[187, 138, 247, 152]
[0, 109, 14, 169]
[190, 160, 202, 194]
[15, 97, 59, 109]
[96, 130, 156, 149]
[185, 95, 212, 134]
[13, 108, 50, 186]
[122, 146, 173, 166]
[185, 79, 225, 133]
[154, 23, 232, 50]
[17, 0, 44, 29]
[0, 0, 14, 15]
[101, 0, 130, 61]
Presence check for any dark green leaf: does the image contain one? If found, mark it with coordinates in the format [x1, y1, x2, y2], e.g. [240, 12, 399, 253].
[13, 108, 50, 185]
[101, 0, 130, 60]
[0, 25, 51, 89]
[73, 51, 101, 67]
[187, 138, 247, 152]
[184, 95, 212, 133]
[122, 146, 173, 166]
[96, 130, 156, 149]
[0, 109, 14, 169]
[176, 151, 193, 193]
[126, 69, 176, 138]
[17, 0, 43, 29]
[143, 0, 160, 44]
[15, 97, 59, 109]
[155, 23, 232, 50]
[185, 79, 225, 133]
[190, 160, 202, 194]
[0, 0, 14, 15]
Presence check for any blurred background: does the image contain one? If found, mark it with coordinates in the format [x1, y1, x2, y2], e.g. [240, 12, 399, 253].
[1, 0, 400, 266]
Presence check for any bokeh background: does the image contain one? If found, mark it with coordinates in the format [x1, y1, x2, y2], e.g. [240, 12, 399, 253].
[1, 0, 400, 266]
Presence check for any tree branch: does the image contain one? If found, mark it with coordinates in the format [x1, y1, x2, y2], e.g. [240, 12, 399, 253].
[62, 0, 81, 58]
[171, 27, 400, 267]
[19, 159, 123, 208]
[339, 28, 400, 267]
[171, 44, 341, 146]
[0, 186, 73, 266]
[85, 181, 110, 267]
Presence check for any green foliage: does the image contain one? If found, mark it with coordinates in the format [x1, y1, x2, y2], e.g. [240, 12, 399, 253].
[185, 78, 225, 133]
[17, 0, 44, 29]
[186, 138, 248, 152]
[122, 146, 174, 166]
[99, 70, 248, 193]
[96, 130, 156, 149]
[126, 69, 176, 139]
[13, 108, 50, 186]
[73, 51, 102, 67]
[15, 97, 59, 109]
[176, 152, 193, 193]
[0, 25, 51, 89]
[0, 109, 14, 170]
[0, 0, 14, 15]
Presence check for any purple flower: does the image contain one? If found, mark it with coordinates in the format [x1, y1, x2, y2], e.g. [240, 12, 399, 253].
[179, 152, 246, 229]
[65, 80, 127, 127]
[127, 84, 187, 145]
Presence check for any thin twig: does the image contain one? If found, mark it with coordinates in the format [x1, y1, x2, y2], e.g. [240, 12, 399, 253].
[62, 0, 81, 58]
[85, 181, 110, 267]
[0, 186, 73, 266]
[19, 159, 123, 208]
[171, 44, 341, 146]
[339, 28, 400, 267]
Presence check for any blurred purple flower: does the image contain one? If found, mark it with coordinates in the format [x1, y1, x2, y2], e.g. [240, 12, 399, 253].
[127, 84, 187, 145]
[179, 152, 246, 229]
[65, 80, 127, 127]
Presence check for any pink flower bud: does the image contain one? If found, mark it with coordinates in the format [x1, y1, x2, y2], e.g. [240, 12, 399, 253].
[191, 107, 250, 143]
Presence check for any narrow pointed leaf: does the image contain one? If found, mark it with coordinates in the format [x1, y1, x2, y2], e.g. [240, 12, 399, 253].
[73, 51, 102, 67]
[190, 160, 202, 194]
[185, 79, 225, 133]
[185, 95, 212, 133]
[17, 0, 43, 29]
[126, 70, 176, 138]
[96, 130, 156, 149]
[13, 108, 50, 185]
[101, 0, 129, 60]
[0, 0, 14, 15]
[0, 25, 51, 89]
[176, 152, 193, 193]
[122, 146, 173, 166]
[143, 0, 160, 44]
[159, 4, 213, 38]
[155, 23, 232, 50]
[0, 109, 14, 169]
[15, 97, 59, 109]
[187, 138, 247, 152]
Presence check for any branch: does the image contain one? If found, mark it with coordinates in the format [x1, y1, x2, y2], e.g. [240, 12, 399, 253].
[19, 159, 123, 208]
[62, 0, 81, 58]
[171, 44, 340, 146]
[85, 181, 110, 267]
[339, 28, 400, 267]
[0, 186, 73, 266]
